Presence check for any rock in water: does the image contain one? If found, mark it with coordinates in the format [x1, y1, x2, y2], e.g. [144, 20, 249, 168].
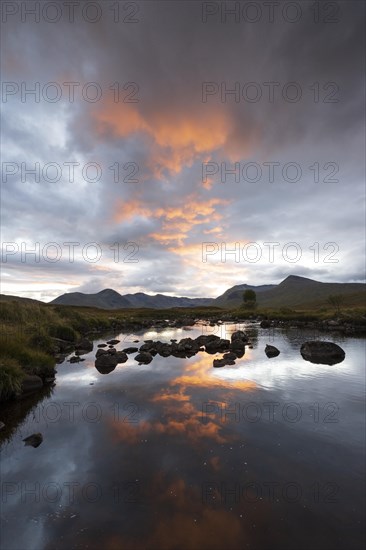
[23, 433, 43, 448]
[231, 330, 249, 343]
[75, 338, 93, 353]
[134, 352, 153, 364]
[265, 344, 280, 358]
[213, 359, 227, 368]
[300, 341, 345, 365]
[115, 351, 128, 364]
[94, 354, 118, 374]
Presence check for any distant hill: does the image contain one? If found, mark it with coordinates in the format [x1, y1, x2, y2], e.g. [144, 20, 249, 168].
[220, 275, 366, 309]
[255, 275, 366, 309]
[51, 288, 212, 309]
[121, 293, 212, 309]
[50, 289, 131, 309]
[42, 275, 366, 310]
[213, 283, 276, 308]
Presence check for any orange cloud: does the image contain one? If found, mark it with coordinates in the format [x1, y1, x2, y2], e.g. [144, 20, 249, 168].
[93, 101, 234, 178]
[113, 195, 230, 247]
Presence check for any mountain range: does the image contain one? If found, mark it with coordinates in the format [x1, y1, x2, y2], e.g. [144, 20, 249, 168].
[50, 276, 366, 310]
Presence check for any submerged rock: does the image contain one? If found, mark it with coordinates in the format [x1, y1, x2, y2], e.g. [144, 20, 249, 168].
[106, 339, 120, 345]
[23, 433, 43, 448]
[300, 341, 345, 365]
[265, 344, 280, 358]
[69, 355, 84, 363]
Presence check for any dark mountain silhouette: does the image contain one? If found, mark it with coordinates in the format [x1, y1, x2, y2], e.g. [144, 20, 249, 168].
[49, 275, 366, 310]
[50, 288, 212, 309]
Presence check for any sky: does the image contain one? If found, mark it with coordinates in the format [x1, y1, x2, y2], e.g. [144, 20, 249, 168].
[1, 0, 365, 302]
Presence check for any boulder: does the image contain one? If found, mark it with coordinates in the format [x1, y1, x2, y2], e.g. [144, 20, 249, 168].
[231, 330, 249, 343]
[69, 355, 85, 363]
[223, 352, 237, 361]
[230, 340, 245, 354]
[213, 353, 237, 367]
[123, 347, 139, 354]
[205, 338, 231, 354]
[23, 433, 43, 448]
[134, 352, 153, 364]
[94, 354, 118, 374]
[115, 351, 128, 364]
[75, 338, 93, 353]
[213, 359, 227, 368]
[265, 344, 280, 358]
[97, 343, 108, 348]
[300, 341, 345, 365]
[21, 375, 43, 394]
[96, 348, 108, 357]
[260, 320, 271, 328]
[106, 339, 120, 345]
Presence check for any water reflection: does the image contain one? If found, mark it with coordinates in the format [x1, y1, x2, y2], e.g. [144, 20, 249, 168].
[0, 324, 365, 550]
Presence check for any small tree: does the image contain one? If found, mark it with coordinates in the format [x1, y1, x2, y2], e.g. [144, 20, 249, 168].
[243, 289, 257, 309]
[326, 294, 345, 315]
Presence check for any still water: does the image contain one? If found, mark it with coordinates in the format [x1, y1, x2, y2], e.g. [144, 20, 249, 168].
[1, 323, 365, 550]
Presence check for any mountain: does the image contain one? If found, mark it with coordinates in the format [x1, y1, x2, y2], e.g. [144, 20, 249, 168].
[121, 293, 212, 309]
[51, 289, 212, 309]
[213, 283, 276, 308]
[51, 289, 131, 309]
[256, 275, 366, 309]
[216, 275, 366, 309]
[49, 276, 366, 310]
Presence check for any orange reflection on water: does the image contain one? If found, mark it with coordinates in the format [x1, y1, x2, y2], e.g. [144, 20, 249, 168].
[170, 350, 257, 391]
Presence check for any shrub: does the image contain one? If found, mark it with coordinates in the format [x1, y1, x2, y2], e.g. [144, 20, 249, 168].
[0, 357, 25, 400]
[0, 340, 55, 378]
[48, 323, 79, 342]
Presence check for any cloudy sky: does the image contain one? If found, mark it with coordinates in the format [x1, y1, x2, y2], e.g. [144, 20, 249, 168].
[1, 0, 365, 301]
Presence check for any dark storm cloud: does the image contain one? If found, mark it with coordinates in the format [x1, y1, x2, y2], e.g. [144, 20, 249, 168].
[1, 1, 365, 299]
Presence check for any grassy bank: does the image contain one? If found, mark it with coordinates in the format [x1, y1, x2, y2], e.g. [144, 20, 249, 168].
[1, 294, 365, 401]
